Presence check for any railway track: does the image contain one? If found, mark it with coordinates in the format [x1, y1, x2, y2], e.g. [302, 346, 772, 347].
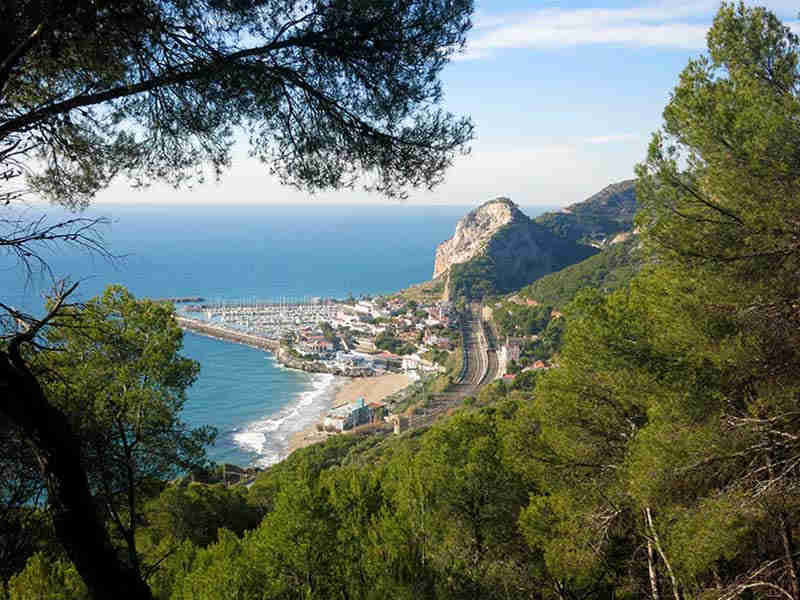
[406, 303, 498, 429]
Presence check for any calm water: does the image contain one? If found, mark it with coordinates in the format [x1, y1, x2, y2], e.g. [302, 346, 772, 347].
[1, 201, 554, 466]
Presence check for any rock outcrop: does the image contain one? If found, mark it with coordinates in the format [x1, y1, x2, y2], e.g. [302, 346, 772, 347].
[435, 197, 598, 300]
[433, 197, 523, 279]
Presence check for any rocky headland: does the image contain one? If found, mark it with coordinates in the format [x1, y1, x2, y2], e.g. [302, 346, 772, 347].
[434, 197, 597, 300]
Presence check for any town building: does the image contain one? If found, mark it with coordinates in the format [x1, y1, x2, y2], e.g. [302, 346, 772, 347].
[324, 397, 371, 432]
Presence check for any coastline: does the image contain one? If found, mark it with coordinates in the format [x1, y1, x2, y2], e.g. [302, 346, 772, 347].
[177, 315, 410, 464]
[287, 373, 411, 455]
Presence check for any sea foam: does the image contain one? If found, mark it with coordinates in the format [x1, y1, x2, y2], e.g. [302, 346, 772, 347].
[232, 372, 339, 466]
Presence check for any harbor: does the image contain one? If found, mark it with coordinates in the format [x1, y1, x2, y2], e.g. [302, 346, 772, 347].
[177, 297, 340, 343]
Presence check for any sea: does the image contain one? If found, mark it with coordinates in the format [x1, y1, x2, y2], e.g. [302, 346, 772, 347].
[1, 201, 555, 467]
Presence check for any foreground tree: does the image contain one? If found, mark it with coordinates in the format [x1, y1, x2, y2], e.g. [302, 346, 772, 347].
[513, 4, 800, 600]
[1, 2, 474, 596]
[39, 286, 214, 580]
[636, 7, 800, 597]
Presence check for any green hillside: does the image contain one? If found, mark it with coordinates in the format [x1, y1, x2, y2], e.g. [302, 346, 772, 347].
[535, 179, 636, 245]
[518, 235, 641, 307]
[447, 218, 597, 300]
[489, 236, 641, 364]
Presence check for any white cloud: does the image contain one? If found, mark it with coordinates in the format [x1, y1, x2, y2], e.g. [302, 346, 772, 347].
[585, 133, 640, 145]
[460, 0, 798, 59]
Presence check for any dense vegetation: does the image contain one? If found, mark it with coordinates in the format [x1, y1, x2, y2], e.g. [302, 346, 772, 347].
[492, 301, 553, 338]
[534, 179, 637, 245]
[6, 4, 800, 600]
[447, 220, 597, 301]
[517, 236, 641, 308]
[374, 331, 417, 355]
[489, 237, 639, 363]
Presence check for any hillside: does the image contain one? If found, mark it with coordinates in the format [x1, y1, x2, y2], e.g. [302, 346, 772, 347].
[518, 235, 641, 308]
[535, 179, 637, 246]
[436, 198, 597, 300]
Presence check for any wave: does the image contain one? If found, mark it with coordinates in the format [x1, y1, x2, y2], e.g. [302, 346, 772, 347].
[232, 372, 342, 467]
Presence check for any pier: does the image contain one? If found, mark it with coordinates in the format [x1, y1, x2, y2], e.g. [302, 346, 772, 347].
[176, 317, 280, 351]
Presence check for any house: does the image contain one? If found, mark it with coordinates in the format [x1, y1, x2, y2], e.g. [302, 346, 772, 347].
[354, 301, 373, 315]
[497, 337, 524, 378]
[324, 397, 371, 431]
[499, 337, 523, 363]
[402, 354, 442, 374]
[402, 354, 422, 372]
[424, 331, 453, 351]
[367, 401, 387, 423]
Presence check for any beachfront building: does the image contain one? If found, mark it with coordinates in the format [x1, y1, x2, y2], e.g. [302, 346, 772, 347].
[324, 397, 371, 432]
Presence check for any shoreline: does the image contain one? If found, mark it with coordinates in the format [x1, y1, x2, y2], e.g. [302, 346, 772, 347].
[177, 315, 411, 463]
[287, 373, 411, 455]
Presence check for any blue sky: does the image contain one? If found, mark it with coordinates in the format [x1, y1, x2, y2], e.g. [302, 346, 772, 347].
[97, 0, 800, 207]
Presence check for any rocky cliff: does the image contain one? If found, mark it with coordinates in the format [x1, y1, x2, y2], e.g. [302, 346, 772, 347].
[435, 198, 597, 300]
[433, 197, 524, 279]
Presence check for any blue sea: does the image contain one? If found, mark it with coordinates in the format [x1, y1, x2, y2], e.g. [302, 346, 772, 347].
[1, 201, 555, 466]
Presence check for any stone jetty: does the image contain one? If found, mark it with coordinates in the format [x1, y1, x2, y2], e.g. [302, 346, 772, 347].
[176, 316, 279, 352]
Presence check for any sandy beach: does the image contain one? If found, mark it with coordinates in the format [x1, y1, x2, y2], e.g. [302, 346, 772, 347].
[287, 373, 411, 455]
[331, 372, 411, 408]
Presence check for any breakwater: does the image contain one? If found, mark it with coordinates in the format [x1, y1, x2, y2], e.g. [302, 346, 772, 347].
[176, 317, 279, 352]
[157, 296, 206, 303]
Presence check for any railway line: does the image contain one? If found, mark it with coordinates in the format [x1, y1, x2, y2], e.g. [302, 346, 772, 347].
[406, 302, 498, 429]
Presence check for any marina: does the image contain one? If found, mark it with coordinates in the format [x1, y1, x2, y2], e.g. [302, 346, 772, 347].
[177, 298, 341, 344]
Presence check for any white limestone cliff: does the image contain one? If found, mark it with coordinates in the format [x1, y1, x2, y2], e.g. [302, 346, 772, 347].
[433, 197, 524, 279]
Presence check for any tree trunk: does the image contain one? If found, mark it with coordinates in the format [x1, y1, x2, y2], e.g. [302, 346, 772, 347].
[0, 352, 153, 600]
[646, 507, 680, 600]
[778, 511, 800, 600]
[645, 510, 661, 600]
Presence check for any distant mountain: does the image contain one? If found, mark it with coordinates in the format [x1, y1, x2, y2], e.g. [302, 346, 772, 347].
[434, 197, 597, 300]
[535, 179, 637, 247]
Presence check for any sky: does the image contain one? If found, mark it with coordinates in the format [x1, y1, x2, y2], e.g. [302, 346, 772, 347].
[95, 0, 800, 208]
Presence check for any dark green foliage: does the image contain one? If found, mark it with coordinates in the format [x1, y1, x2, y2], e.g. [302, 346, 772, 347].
[493, 302, 553, 338]
[6, 553, 88, 600]
[447, 253, 499, 300]
[519, 236, 641, 308]
[422, 347, 449, 366]
[1, 0, 475, 207]
[535, 179, 637, 246]
[521, 317, 565, 362]
[375, 331, 416, 355]
[144, 484, 261, 548]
